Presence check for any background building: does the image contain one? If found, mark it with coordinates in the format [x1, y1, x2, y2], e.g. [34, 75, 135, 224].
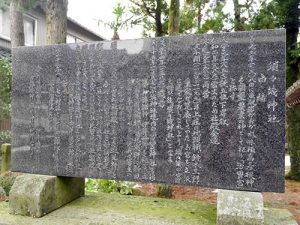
[0, 4, 105, 58]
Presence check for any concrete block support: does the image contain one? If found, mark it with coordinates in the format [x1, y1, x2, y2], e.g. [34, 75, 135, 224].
[217, 189, 264, 225]
[9, 174, 84, 217]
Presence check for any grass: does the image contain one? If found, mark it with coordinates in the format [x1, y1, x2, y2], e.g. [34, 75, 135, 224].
[0, 192, 216, 225]
[285, 180, 300, 188]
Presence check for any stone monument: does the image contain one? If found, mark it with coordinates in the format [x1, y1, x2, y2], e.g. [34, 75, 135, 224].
[11, 29, 286, 221]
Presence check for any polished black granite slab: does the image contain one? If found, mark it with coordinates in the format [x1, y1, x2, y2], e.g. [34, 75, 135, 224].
[12, 29, 286, 192]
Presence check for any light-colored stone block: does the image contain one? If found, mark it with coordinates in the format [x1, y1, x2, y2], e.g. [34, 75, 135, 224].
[9, 174, 84, 217]
[217, 189, 264, 225]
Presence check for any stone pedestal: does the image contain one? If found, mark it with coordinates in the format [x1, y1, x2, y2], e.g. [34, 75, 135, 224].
[217, 189, 264, 225]
[9, 174, 85, 218]
[1, 144, 11, 174]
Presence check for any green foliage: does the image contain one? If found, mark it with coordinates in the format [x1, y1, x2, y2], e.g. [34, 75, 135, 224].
[275, 0, 300, 29]
[248, 0, 300, 87]
[0, 105, 10, 119]
[290, 43, 300, 59]
[129, 0, 229, 36]
[85, 179, 136, 195]
[250, 0, 281, 30]
[0, 0, 10, 11]
[179, 3, 197, 34]
[0, 58, 12, 119]
[198, 1, 229, 34]
[129, 0, 169, 37]
[179, 0, 209, 34]
[0, 131, 11, 147]
[177, 0, 229, 34]
[276, 0, 300, 88]
[0, 172, 18, 195]
[157, 184, 172, 198]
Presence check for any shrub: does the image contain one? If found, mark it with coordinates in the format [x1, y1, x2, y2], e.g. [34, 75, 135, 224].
[0, 58, 12, 119]
[157, 184, 173, 198]
[85, 179, 136, 195]
[0, 130, 11, 151]
[0, 172, 19, 196]
[0, 130, 10, 143]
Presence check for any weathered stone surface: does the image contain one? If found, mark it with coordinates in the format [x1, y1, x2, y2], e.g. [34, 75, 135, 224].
[12, 29, 286, 192]
[1, 144, 11, 174]
[217, 189, 264, 225]
[9, 174, 84, 217]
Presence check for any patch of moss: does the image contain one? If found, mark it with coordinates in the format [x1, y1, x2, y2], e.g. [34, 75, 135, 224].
[0, 192, 216, 225]
[70, 192, 217, 224]
[0, 172, 19, 196]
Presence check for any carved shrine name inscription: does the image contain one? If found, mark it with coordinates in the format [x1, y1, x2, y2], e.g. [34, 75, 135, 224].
[12, 29, 286, 192]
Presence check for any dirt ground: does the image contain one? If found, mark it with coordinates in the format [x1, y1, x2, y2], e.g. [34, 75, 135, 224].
[140, 180, 300, 224]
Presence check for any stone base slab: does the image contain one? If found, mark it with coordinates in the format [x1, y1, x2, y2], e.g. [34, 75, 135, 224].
[9, 174, 84, 217]
[217, 189, 264, 225]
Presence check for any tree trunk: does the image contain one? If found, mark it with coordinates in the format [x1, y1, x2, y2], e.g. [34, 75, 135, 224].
[287, 106, 300, 181]
[284, 0, 300, 88]
[283, 0, 300, 181]
[155, 0, 163, 37]
[197, 4, 202, 30]
[168, 0, 180, 35]
[233, 0, 243, 31]
[112, 31, 120, 40]
[46, 0, 68, 44]
[10, 0, 25, 47]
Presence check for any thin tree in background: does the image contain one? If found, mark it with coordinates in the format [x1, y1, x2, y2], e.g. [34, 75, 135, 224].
[186, 0, 209, 30]
[168, 0, 180, 35]
[46, 0, 68, 44]
[10, 0, 25, 47]
[155, 0, 163, 36]
[98, 3, 132, 40]
[233, 0, 244, 31]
